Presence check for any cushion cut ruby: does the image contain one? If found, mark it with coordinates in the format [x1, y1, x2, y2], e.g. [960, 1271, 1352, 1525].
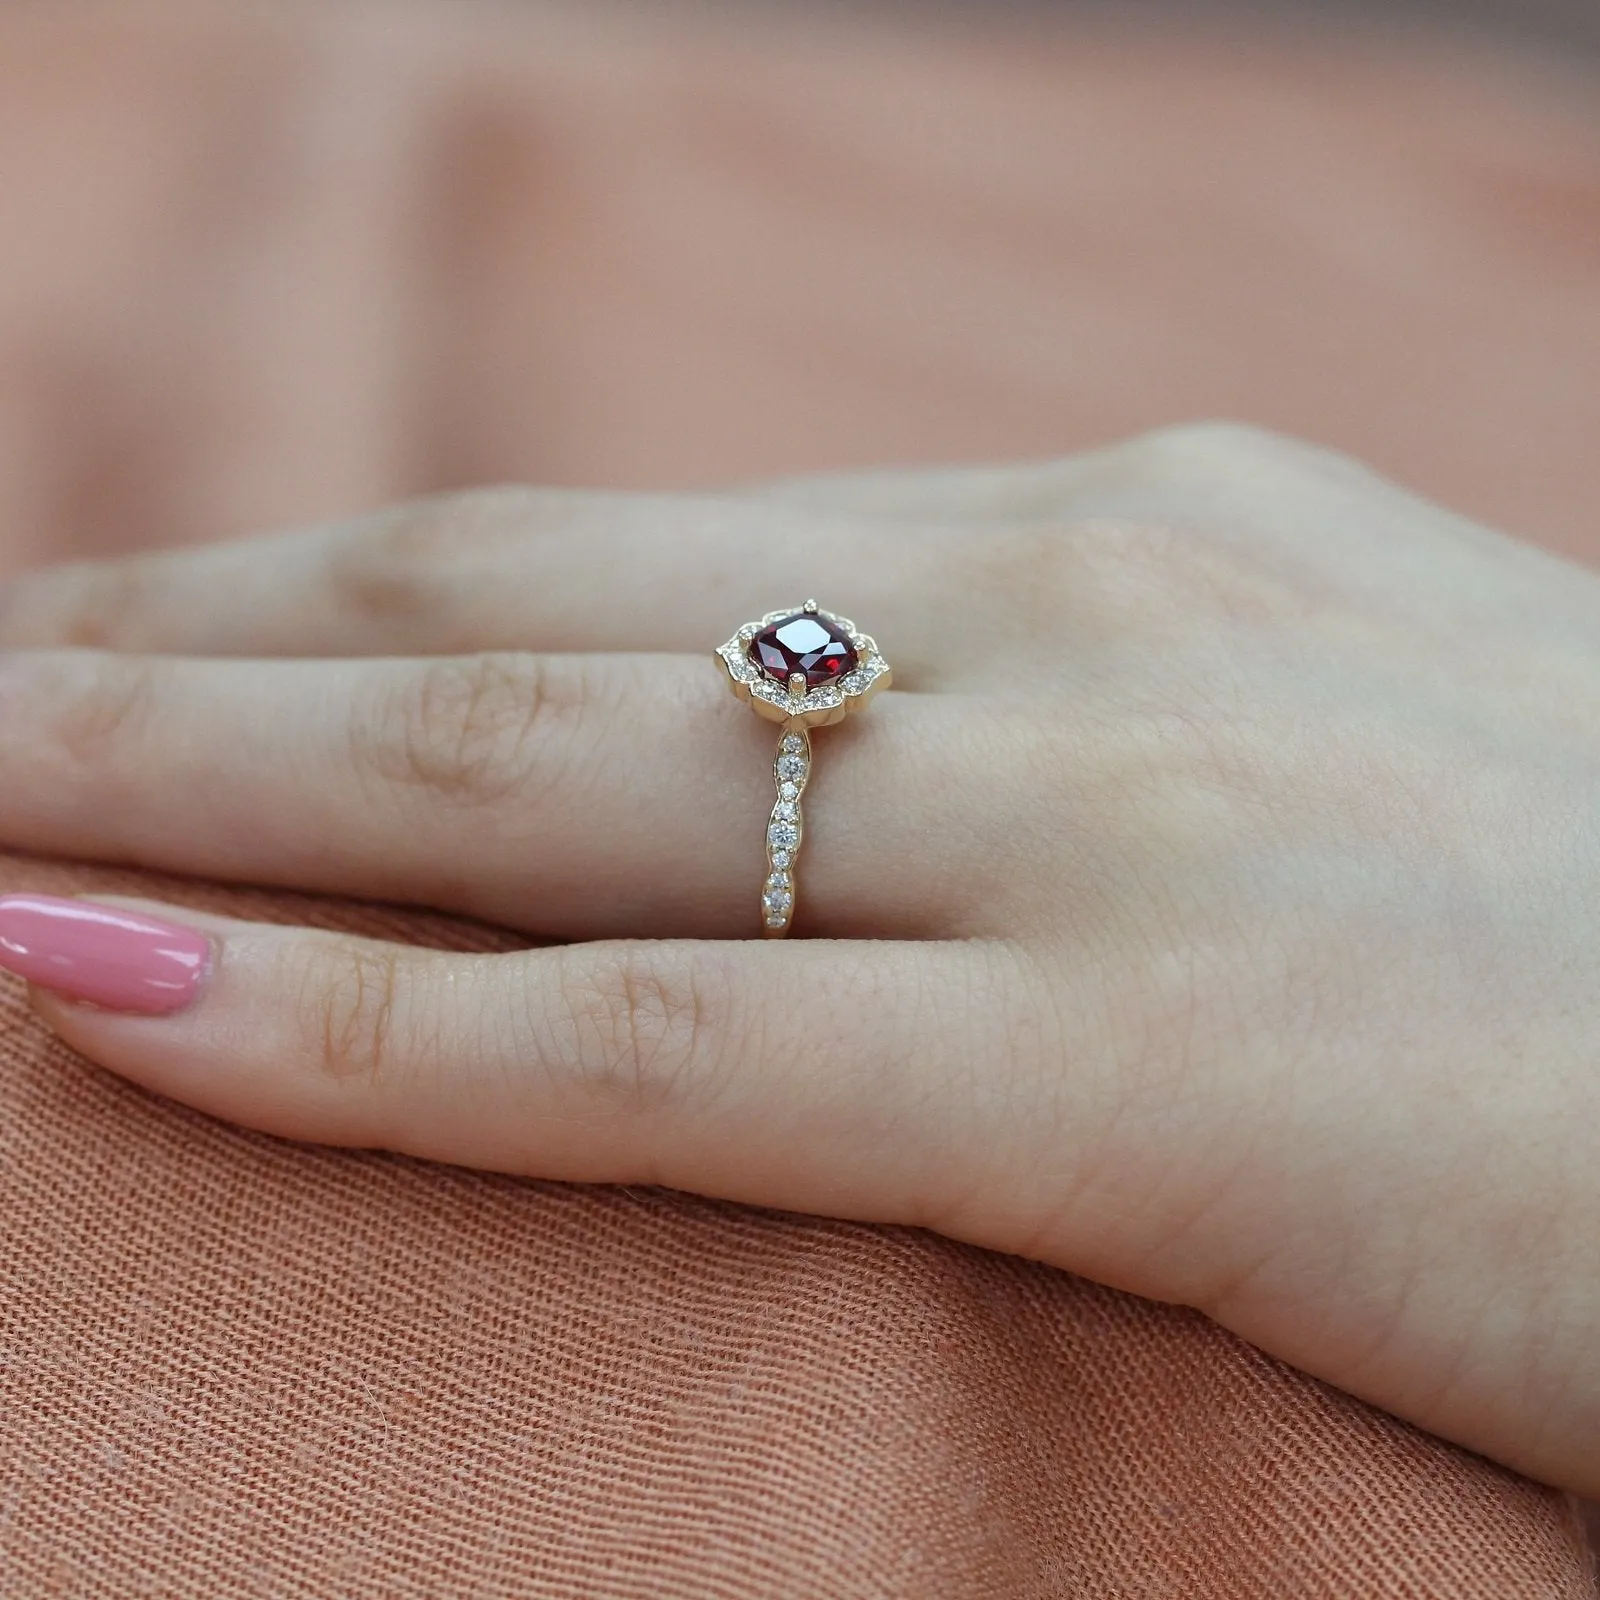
[748, 612, 859, 689]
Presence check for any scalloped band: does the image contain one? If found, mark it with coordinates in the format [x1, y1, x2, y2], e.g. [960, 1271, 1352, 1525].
[761, 727, 809, 933]
[714, 602, 892, 938]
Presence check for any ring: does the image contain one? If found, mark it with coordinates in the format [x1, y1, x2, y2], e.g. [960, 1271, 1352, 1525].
[716, 601, 893, 937]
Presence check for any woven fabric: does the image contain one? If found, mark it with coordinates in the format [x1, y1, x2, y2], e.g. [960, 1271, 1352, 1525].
[3, 857, 1593, 1598]
[0, 1, 1598, 1594]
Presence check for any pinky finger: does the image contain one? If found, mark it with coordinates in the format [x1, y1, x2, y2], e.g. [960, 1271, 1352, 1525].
[0, 892, 1036, 1240]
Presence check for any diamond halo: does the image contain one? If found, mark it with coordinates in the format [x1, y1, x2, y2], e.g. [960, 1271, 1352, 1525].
[716, 603, 892, 730]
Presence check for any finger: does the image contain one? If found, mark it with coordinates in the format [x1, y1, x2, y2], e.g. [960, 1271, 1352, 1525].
[16, 895, 1600, 1503]
[4, 893, 1043, 1243]
[753, 430, 1552, 623]
[750, 458, 1100, 520]
[748, 425, 1377, 522]
[0, 648, 960, 939]
[0, 487, 957, 666]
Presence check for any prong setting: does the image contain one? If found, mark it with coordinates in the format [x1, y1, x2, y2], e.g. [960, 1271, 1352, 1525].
[715, 607, 890, 937]
[714, 604, 893, 728]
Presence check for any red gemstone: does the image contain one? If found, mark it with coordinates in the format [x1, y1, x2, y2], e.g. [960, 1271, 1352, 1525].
[748, 613, 859, 689]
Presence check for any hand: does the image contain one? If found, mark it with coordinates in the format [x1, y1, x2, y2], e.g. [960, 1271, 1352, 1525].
[2, 424, 1597, 1497]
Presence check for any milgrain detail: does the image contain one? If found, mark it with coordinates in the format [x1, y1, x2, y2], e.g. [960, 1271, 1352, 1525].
[763, 727, 810, 935]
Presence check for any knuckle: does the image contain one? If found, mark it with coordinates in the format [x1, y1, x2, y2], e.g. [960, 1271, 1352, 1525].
[329, 488, 538, 626]
[553, 946, 722, 1115]
[20, 560, 153, 650]
[297, 940, 405, 1084]
[976, 511, 1306, 648]
[976, 517, 1189, 608]
[1130, 420, 1298, 474]
[1124, 420, 1373, 492]
[368, 651, 578, 809]
[39, 650, 160, 771]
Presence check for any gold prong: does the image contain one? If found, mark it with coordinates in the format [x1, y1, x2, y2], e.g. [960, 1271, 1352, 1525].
[803, 599, 819, 615]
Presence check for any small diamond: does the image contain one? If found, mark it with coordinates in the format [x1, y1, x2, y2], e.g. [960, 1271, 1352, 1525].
[782, 735, 805, 755]
[773, 801, 798, 822]
[841, 671, 866, 694]
[771, 849, 792, 869]
[766, 913, 787, 928]
[777, 754, 808, 782]
[768, 822, 799, 850]
[779, 781, 799, 801]
[763, 889, 793, 913]
[767, 872, 791, 891]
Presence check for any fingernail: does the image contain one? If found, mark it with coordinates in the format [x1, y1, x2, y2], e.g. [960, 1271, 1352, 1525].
[0, 894, 212, 1016]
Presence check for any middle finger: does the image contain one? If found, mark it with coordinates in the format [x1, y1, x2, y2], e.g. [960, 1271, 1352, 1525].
[0, 489, 967, 681]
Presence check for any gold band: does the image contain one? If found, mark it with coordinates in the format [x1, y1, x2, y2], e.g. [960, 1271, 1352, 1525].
[716, 601, 891, 939]
[760, 724, 810, 936]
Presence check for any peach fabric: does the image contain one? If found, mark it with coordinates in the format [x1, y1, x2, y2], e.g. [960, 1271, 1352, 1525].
[0, 2, 1597, 1594]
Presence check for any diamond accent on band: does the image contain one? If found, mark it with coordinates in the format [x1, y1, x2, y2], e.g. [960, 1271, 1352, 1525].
[716, 606, 890, 939]
[758, 721, 813, 935]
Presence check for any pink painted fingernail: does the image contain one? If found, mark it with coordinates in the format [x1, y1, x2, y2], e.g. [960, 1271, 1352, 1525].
[0, 895, 212, 1015]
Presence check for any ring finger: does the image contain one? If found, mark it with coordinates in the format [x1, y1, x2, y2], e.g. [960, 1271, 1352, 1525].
[0, 646, 967, 939]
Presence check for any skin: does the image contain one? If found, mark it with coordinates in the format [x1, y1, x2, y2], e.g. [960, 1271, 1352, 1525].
[0, 422, 1597, 1497]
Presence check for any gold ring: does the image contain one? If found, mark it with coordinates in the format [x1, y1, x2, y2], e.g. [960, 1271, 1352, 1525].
[716, 601, 893, 937]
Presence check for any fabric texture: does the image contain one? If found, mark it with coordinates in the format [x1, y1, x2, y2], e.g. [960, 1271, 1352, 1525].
[3, 859, 1594, 1599]
[0, 2, 1598, 1594]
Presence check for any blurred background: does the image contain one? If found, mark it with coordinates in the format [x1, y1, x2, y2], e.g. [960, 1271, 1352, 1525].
[0, 0, 1596, 576]
[1, 0, 1596, 1553]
